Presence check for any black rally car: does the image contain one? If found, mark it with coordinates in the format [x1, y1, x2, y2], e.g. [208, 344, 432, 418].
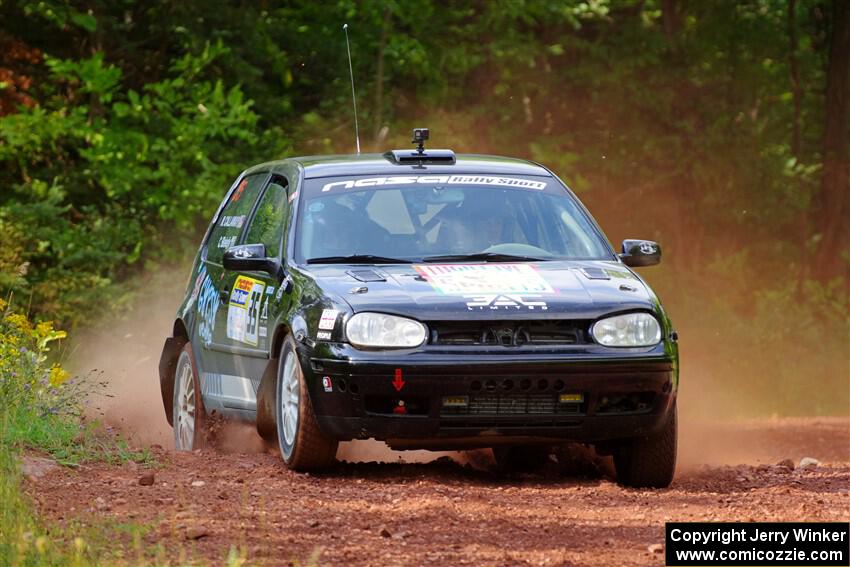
[159, 131, 679, 487]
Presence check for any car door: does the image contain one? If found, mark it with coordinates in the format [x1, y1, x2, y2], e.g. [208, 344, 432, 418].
[214, 174, 293, 414]
[197, 171, 269, 415]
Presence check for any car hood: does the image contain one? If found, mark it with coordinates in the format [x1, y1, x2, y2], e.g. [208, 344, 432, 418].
[304, 261, 657, 321]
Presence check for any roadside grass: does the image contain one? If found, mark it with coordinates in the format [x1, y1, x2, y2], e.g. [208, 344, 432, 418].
[4, 403, 154, 468]
[0, 299, 260, 565]
[0, 298, 158, 565]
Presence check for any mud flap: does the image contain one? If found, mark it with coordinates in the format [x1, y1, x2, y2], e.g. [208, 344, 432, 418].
[158, 337, 185, 426]
[256, 357, 279, 444]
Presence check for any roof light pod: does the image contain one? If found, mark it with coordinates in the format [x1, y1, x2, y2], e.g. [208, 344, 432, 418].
[384, 127, 456, 165]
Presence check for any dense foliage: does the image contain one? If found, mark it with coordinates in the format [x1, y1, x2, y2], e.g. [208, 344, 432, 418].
[0, 0, 847, 414]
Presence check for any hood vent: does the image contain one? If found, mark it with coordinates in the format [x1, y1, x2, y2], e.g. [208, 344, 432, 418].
[347, 269, 386, 283]
[579, 267, 610, 280]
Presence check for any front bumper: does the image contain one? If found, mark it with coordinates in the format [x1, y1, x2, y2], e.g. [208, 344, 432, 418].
[304, 347, 676, 450]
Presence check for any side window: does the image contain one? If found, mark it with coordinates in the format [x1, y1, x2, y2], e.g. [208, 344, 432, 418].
[244, 176, 290, 257]
[206, 173, 267, 263]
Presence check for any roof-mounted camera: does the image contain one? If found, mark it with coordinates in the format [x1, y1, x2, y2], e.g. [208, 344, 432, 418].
[412, 128, 429, 154]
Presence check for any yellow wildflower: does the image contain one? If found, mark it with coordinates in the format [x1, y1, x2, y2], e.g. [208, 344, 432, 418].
[36, 321, 53, 337]
[49, 364, 70, 386]
[35, 536, 48, 554]
[5, 313, 31, 333]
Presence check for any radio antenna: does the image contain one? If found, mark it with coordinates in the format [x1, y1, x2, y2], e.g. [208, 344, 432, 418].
[342, 23, 361, 154]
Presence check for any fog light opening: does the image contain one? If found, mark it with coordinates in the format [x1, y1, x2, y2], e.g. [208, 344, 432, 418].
[442, 395, 469, 408]
[559, 393, 584, 404]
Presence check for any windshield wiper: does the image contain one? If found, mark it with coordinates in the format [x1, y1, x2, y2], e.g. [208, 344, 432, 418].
[306, 254, 413, 265]
[421, 252, 548, 263]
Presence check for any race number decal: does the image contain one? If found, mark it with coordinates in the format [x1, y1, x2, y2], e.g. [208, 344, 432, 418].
[414, 264, 555, 295]
[227, 275, 265, 346]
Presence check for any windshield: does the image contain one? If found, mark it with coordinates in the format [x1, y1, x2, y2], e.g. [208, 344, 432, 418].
[295, 174, 612, 263]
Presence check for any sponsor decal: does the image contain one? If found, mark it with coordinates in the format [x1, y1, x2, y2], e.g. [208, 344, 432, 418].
[227, 275, 265, 346]
[464, 294, 548, 311]
[217, 235, 237, 249]
[231, 246, 254, 258]
[322, 376, 333, 393]
[185, 265, 207, 312]
[259, 293, 269, 338]
[219, 215, 245, 229]
[231, 178, 248, 202]
[318, 309, 339, 330]
[316, 330, 332, 341]
[415, 264, 555, 295]
[639, 242, 657, 254]
[197, 268, 220, 344]
[321, 175, 547, 193]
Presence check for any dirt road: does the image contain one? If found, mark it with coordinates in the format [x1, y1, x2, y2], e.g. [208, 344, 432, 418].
[25, 417, 849, 565]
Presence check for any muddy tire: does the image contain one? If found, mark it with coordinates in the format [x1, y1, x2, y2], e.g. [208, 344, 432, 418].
[172, 343, 207, 451]
[275, 336, 338, 471]
[614, 403, 677, 488]
[493, 446, 550, 473]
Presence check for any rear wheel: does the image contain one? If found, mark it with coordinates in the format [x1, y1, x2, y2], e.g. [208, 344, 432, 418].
[275, 336, 338, 471]
[172, 343, 207, 451]
[614, 404, 677, 488]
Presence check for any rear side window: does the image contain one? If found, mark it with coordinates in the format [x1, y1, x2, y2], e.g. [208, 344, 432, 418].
[206, 173, 267, 263]
[244, 176, 289, 258]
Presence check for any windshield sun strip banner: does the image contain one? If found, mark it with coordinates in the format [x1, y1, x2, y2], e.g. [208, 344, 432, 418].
[317, 175, 549, 193]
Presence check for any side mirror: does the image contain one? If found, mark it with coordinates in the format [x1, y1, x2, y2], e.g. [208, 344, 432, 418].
[619, 239, 661, 267]
[223, 244, 286, 281]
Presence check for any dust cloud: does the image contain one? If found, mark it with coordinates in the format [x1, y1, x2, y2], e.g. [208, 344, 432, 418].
[677, 415, 850, 470]
[67, 268, 186, 447]
[206, 417, 268, 454]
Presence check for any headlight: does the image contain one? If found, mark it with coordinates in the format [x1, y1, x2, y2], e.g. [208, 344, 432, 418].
[591, 312, 661, 347]
[345, 312, 427, 348]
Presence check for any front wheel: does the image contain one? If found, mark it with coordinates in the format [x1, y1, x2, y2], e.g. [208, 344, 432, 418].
[613, 403, 677, 488]
[275, 336, 338, 471]
[172, 343, 207, 451]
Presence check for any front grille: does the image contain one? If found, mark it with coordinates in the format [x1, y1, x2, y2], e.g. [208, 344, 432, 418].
[428, 320, 587, 346]
[441, 393, 583, 417]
